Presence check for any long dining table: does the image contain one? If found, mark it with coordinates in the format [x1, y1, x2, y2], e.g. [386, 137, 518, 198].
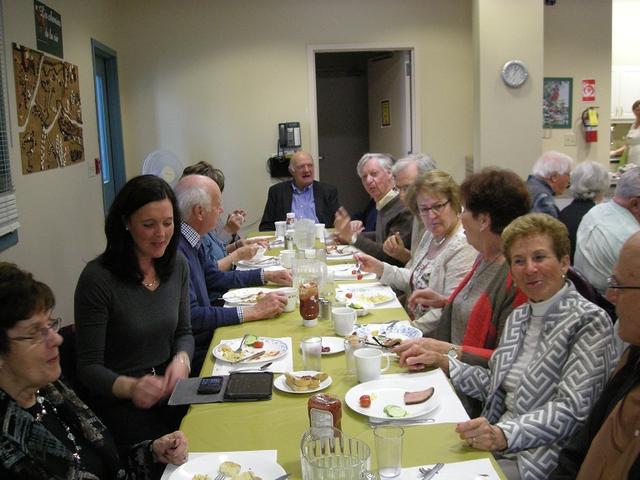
[176, 240, 506, 479]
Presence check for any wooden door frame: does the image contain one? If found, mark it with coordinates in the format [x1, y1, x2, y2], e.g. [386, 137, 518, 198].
[307, 42, 421, 181]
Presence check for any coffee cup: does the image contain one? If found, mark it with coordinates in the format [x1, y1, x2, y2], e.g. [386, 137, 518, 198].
[332, 307, 357, 336]
[279, 249, 295, 268]
[279, 287, 298, 312]
[354, 348, 391, 383]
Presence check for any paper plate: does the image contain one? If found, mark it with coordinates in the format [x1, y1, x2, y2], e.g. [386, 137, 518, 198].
[222, 287, 271, 306]
[345, 378, 438, 420]
[168, 452, 286, 479]
[320, 336, 345, 354]
[352, 322, 422, 342]
[336, 287, 396, 305]
[212, 337, 288, 364]
[325, 245, 359, 258]
[274, 371, 332, 394]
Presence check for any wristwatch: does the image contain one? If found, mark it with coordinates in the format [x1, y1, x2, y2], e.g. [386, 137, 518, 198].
[447, 345, 460, 360]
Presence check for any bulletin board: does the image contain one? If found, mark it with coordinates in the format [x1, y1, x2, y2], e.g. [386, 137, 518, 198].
[12, 43, 84, 174]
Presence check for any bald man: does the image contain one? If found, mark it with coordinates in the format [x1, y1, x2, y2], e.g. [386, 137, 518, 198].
[550, 231, 640, 479]
[259, 151, 339, 231]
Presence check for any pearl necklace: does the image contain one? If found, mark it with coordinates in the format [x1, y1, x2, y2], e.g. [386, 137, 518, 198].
[35, 392, 82, 466]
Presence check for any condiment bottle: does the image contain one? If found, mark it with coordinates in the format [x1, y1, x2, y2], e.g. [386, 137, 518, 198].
[308, 393, 342, 436]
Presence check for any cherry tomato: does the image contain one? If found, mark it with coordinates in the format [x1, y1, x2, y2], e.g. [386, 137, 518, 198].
[359, 394, 371, 408]
[252, 341, 264, 348]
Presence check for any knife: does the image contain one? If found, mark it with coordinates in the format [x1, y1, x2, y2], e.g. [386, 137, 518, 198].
[231, 350, 266, 364]
[274, 474, 291, 480]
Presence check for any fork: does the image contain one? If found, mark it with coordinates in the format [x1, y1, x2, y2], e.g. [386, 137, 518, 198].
[419, 463, 444, 479]
[234, 333, 250, 353]
[214, 473, 226, 480]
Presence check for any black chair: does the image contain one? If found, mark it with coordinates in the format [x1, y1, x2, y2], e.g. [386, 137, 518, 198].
[567, 267, 617, 323]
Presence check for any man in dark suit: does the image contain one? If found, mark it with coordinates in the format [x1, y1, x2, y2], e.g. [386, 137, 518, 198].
[259, 151, 339, 231]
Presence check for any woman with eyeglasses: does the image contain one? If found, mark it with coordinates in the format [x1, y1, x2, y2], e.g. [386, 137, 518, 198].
[0, 262, 188, 479]
[354, 170, 477, 334]
[398, 214, 616, 480]
[74, 175, 194, 446]
[395, 168, 530, 368]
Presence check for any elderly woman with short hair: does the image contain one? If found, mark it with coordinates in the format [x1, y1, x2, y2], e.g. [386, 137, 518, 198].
[355, 170, 477, 334]
[399, 214, 616, 480]
[526, 150, 574, 218]
[558, 160, 610, 263]
[0, 263, 188, 479]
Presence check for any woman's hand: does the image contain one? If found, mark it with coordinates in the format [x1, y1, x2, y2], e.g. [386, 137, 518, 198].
[131, 375, 166, 409]
[163, 352, 190, 395]
[231, 244, 259, 261]
[224, 210, 246, 235]
[456, 417, 507, 452]
[152, 431, 189, 465]
[407, 288, 448, 310]
[396, 344, 448, 372]
[383, 232, 411, 263]
[393, 337, 451, 356]
[264, 269, 293, 286]
[349, 220, 365, 234]
[353, 253, 384, 277]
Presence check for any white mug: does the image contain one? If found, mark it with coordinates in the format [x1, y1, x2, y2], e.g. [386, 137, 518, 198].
[279, 287, 298, 312]
[332, 307, 356, 336]
[279, 249, 295, 268]
[354, 348, 391, 383]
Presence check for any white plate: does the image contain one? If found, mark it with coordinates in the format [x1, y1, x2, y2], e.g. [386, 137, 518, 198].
[329, 265, 377, 281]
[345, 378, 439, 420]
[274, 371, 333, 394]
[212, 337, 288, 364]
[222, 287, 271, 305]
[321, 336, 345, 354]
[235, 256, 280, 269]
[352, 322, 422, 342]
[326, 245, 359, 258]
[335, 287, 396, 305]
[168, 452, 286, 479]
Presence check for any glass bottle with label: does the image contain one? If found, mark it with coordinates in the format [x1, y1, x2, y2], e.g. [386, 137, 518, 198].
[308, 393, 342, 437]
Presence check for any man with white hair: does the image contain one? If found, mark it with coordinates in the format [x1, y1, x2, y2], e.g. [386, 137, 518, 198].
[575, 166, 640, 294]
[175, 174, 289, 372]
[259, 151, 339, 231]
[384, 153, 437, 265]
[525, 150, 574, 218]
[334, 153, 413, 266]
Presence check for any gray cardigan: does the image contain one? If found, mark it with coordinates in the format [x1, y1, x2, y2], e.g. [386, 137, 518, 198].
[449, 284, 617, 480]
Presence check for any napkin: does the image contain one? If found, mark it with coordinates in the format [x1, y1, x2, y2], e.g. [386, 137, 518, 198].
[160, 450, 277, 480]
[368, 369, 469, 426]
[211, 337, 294, 375]
[399, 458, 501, 479]
[336, 282, 403, 310]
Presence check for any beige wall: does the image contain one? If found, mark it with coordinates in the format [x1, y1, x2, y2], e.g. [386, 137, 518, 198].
[473, 0, 544, 178]
[112, 0, 474, 229]
[542, 0, 612, 165]
[0, 0, 118, 323]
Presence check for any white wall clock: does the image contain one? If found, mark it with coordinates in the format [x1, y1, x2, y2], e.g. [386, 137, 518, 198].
[501, 60, 528, 88]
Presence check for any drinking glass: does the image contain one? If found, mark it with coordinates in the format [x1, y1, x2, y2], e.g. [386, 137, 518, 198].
[344, 335, 366, 375]
[374, 426, 404, 479]
[294, 218, 316, 250]
[301, 336, 322, 371]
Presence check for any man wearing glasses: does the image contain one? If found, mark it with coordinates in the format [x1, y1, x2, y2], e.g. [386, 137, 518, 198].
[550, 231, 640, 479]
[575, 166, 640, 294]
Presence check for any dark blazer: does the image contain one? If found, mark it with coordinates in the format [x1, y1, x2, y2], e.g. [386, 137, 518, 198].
[259, 180, 339, 231]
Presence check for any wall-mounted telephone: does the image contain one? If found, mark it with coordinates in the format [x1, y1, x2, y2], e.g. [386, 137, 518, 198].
[278, 122, 301, 149]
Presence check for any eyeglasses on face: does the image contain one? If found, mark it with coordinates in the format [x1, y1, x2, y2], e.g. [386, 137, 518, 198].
[607, 275, 640, 290]
[418, 200, 450, 216]
[9, 317, 62, 344]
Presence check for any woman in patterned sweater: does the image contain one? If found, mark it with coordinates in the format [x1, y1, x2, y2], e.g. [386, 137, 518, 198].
[398, 214, 617, 480]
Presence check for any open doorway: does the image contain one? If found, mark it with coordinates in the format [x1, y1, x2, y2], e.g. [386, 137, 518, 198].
[310, 47, 416, 214]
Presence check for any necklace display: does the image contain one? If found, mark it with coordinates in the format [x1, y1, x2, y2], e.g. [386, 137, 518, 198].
[462, 254, 503, 301]
[35, 392, 82, 466]
[433, 235, 446, 246]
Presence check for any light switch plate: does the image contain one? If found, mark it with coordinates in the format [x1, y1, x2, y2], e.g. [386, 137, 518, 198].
[564, 134, 576, 146]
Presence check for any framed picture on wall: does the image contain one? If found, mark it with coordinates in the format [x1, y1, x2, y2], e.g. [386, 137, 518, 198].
[543, 77, 573, 128]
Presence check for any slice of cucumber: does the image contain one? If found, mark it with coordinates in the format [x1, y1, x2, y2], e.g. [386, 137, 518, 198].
[383, 405, 407, 418]
[244, 334, 259, 346]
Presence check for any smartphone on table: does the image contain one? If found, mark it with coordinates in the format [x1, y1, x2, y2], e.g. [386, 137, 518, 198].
[197, 376, 223, 394]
